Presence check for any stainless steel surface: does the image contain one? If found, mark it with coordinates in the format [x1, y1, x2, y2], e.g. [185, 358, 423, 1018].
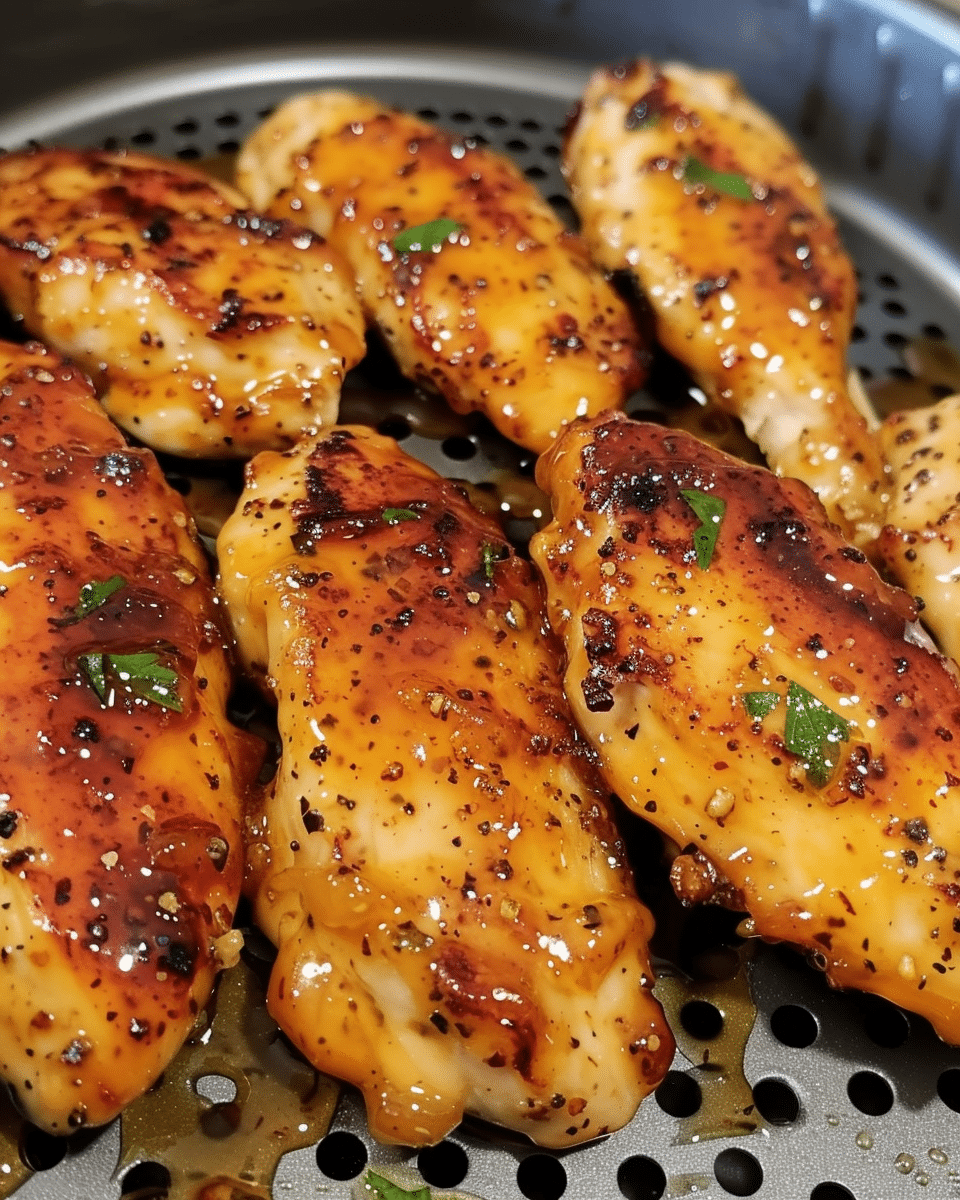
[2, 9, 960, 1198]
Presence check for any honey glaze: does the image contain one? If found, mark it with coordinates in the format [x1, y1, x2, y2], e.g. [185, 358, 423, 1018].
[117, 939, 338, 1200]
[654, 943, 763, 1144]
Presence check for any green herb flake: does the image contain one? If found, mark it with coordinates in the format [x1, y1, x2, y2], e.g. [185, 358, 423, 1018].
[392, 218, 463, 254]
[681, 156, 754, 200]
[680, 488, 726, 569]
[743, 691, 781, 721]
[78, 652, 108, 701]
[784, 680, 849, 787]
[56, 574, 126, 626]
[481, 542, 503, 581]
[363, 1170, 432, 1200]
[79, 651, 183, 713]
[382, 508, 420, 525]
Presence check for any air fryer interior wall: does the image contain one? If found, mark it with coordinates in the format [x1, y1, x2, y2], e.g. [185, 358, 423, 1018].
[2, 3, 960, 1198]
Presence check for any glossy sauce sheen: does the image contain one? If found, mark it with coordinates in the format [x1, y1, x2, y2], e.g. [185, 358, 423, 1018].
[564, 60, 887, 545]
[0, 342, 254, 1132]
[0, 148, 366, 457]
[236, 91, 648, 453]
[533, 412, 960, 1042]
[217, 425, 672, 1147]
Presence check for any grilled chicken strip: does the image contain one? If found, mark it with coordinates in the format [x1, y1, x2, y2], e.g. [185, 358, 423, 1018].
[0, 147, 365, 457]
[563, 60, 887, 545]
[0, 341, 256, 1132]
[877, 394, 960, 662]
[532, 411, 960, 1042]
[236, 91, 648, 454]
[217, 425, 672, 1147]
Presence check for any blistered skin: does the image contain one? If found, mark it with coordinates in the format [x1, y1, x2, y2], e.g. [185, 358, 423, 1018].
[532, 412, 960, 1042]
[217, 425, 672, 1147]
[878, 394, 960, 663]
[236, 91, 648, 453]
[0, 147, 366, 457]
[563, 60, 887, 545]
[0, 342, 254, 1132]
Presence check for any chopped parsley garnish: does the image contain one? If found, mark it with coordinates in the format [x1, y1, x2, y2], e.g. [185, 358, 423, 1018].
[783, 681, 849, 787]
[680, 488, 726, 569]
[364, 1170, 432, 1200]
[79, 651, 183, 713]
[481, 542, 503, 581]
[681, 156, 754, 200]
[392, 218, 463, 253]
[382, 508, 420, 525]
[55, 574, 125, 625]
[743, 691, 781, 720]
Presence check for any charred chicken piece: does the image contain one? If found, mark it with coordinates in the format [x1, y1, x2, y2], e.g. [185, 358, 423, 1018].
[0, 341, 257, 1133]
[0, 147, 365, 457]
[217, 425, 672, 1148]
[532, 411, 960, 1043]
[236, 91, 648, 454]
[563, 60, 887, 546]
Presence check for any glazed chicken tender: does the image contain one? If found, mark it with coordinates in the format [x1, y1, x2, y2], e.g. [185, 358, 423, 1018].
[0, 147, 366, 457]
[236, 91, 648, 453]
[533, 412, 960, 1043]
[0, 341, 256, 1132]
[217, 425, 672, 1147]
[564, 60, 887, 546]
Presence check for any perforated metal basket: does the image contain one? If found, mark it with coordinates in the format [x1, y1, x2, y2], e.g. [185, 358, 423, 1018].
[3, 3, 960, 1197]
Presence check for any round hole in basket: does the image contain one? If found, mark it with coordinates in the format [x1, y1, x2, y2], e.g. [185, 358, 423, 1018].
[654, 1070, 702, 1118]
[19, 1125, 68, 1172]
[516, 1152, 567, 1200]
[119, 1161, 172, 1198]
[751, 1077, 801, 1125]
[616, 1154, 667, 1200]
[770, 1004, 819, 1048]
[315, 1129, 368, 1181]
[846, 1070, 894, 1117]
[416, 1139, 470, 1189]
[713, 1147, 764, 1196]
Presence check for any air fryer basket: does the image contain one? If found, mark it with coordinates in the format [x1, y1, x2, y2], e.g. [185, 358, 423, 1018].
[3, 2, 960, 1197]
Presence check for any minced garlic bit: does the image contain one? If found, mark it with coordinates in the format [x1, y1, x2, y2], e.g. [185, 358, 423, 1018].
[706, 787, 735, 820]
[173, 567, 197, 586]
[600, 561, 617, 577]
[158, 891, 181, 914]
[212, 929, 245, 970]
[100, 851, 118, 869]
[898, 953, 917, 981]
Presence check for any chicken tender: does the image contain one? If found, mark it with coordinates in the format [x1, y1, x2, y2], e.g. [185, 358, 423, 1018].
[0, 147, 365, 457]
[533, 411, 960, 1042]
[564, 60, 887, 545]
[0, 341, 256, 1132]
[217, 424, 672, 1147]
[236, 91, 648, 453]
